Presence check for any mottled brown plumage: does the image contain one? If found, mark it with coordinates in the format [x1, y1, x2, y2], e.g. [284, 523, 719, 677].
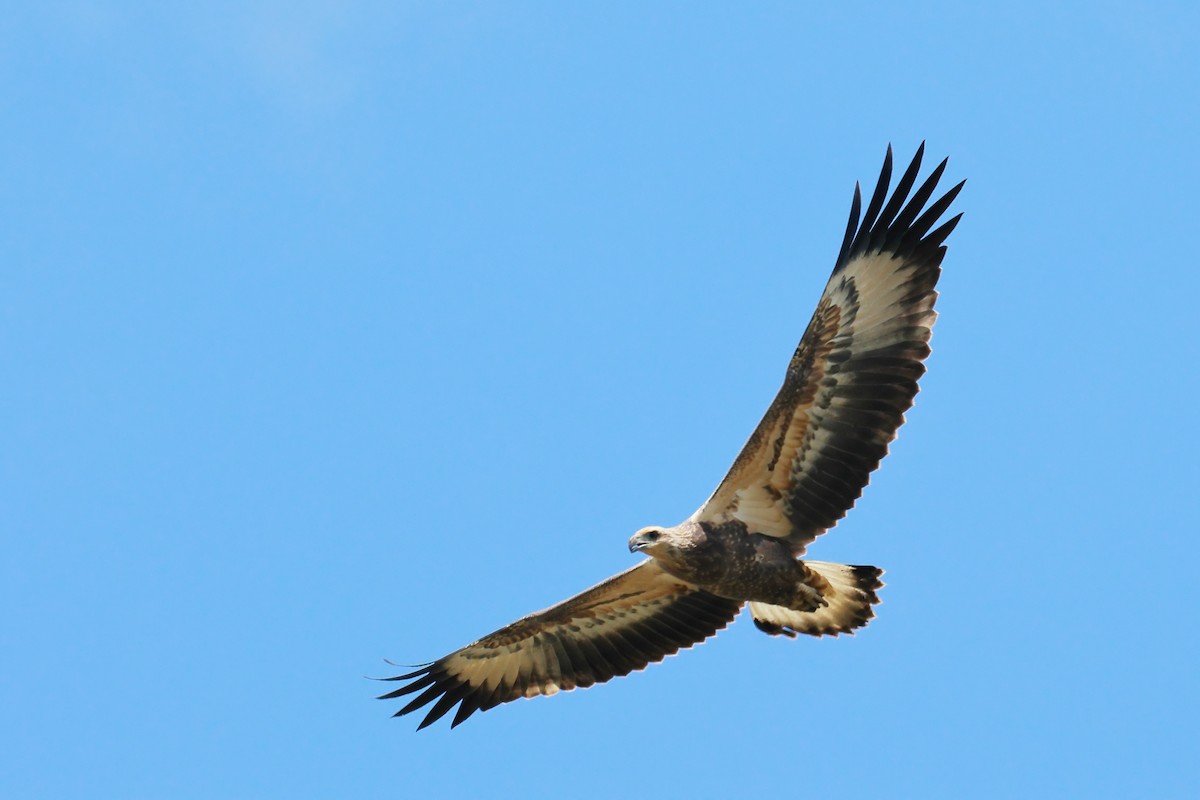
[380, 143, 963, 729]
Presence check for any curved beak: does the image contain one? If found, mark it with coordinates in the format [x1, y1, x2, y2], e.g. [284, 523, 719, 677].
[628, 534, 647, 553]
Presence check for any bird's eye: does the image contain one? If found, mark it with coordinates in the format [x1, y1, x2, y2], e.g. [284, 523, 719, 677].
[645, 530, 660, 541]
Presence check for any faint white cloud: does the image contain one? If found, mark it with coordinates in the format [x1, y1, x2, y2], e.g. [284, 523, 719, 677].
[232, 0, 360, 117]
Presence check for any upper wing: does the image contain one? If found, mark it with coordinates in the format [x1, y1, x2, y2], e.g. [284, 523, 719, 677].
[379, 560, 742, 729]
[693, 143, 963, 553]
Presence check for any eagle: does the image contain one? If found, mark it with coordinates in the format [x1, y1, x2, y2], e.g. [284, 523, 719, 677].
[381, 143, 963, 730]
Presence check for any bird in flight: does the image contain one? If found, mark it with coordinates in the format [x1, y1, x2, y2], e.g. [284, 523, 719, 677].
[381, 143, 963, 730]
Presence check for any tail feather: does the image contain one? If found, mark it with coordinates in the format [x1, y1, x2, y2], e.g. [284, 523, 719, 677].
[750, 562, 883, 638]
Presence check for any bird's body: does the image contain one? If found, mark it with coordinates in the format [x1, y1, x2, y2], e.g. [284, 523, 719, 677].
[630, 521, 827, 612]
[381, 143, 963, 729]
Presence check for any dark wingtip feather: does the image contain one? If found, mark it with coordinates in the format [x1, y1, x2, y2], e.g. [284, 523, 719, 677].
[375, 661, 436, 681]
[854, 145, 893, 250]
[835, 145, 963, 273]
[926, 211, 964, 248]
[450, 695, 481, 728]
[877, 143, 924, 227]
[417, 683, 472, 730]
[398, 682, 446, 717]
[836, 182, 863, 267]
[376, 668, 437, 700]
[891, 157, 947, 234]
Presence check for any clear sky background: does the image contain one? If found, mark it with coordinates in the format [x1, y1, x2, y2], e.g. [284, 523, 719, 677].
[4, 2, 1198, 798]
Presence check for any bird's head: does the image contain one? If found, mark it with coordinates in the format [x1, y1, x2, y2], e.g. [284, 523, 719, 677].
[628, 526, 668, 555]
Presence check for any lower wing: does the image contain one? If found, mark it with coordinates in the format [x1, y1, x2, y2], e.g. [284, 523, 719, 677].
[379, 559, 743, 729]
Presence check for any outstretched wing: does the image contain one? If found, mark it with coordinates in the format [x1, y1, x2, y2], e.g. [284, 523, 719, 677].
[693, 143, 963, 553]
[379, 560, 742, 729]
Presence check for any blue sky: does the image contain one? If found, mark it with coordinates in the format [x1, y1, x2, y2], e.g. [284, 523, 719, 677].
[3, 2, 1198, 797]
